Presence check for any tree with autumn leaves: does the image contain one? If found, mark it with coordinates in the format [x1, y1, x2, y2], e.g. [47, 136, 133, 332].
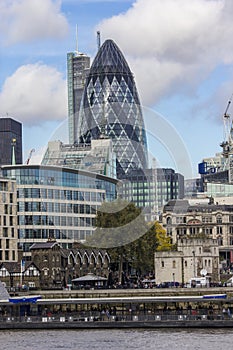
[85, 199, 173, 284]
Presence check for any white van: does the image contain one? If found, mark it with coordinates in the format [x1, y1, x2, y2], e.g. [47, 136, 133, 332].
[187, 277, 210, 288]
[224, 277, 233, 287]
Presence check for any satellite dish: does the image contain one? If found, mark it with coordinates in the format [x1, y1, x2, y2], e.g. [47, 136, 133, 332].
[200, 269, 207, 276]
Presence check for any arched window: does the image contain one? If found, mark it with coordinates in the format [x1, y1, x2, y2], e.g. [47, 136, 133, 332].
[216, 215, 222, 224]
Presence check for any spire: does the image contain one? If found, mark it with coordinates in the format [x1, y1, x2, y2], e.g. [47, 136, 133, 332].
[75, 24, 79, 54]
[97, 31, 101, 51]
[11, 138, 16, 165]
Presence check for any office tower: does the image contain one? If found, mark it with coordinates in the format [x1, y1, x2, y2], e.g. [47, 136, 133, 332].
[78, 39, 148, 178]
[0, 118, 22, 166]
[121, 168, 184, 221]
[1, 164, 118, 255]
[67, 50, 90, 144]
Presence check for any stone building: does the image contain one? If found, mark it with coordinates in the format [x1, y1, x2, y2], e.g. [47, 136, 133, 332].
[30, 240, 110, 289]
[0, 178, 18, 263]
[161, 198, 233, 269]
[154, 237, 220, 285]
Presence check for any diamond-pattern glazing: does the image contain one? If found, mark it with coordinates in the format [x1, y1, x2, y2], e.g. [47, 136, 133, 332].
[78, 39, 148, 177]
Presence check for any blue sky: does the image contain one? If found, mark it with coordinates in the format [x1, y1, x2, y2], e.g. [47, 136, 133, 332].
[1, 0, 233, 179]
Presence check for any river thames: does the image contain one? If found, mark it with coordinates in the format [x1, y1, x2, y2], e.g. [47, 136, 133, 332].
[0, 329, 233, 350]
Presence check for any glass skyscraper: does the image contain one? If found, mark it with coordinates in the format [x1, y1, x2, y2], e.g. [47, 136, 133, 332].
[78, 39, 148, 178]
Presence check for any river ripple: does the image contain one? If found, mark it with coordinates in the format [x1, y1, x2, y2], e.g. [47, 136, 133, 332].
[0, 329, 232, 350]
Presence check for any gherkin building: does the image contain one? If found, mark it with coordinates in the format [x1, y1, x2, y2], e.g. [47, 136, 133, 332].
[77, 39, 148, 178]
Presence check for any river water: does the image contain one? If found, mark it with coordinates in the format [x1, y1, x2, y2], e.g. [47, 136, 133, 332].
[0, 329, 232, 350]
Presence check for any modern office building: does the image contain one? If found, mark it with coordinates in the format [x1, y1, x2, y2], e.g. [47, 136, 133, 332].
[67, 50, 90, 144]
[78, 39, 148, 178]
[0, 118, 22, 166]
[1, 165, 118, 257]
[120, 168, 184, 221]
[0, 177, 18, 263]
[42, 137, 117, 179]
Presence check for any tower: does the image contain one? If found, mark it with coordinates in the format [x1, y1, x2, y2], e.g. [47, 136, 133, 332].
[67, 31, 90, 144]
[0, 117, 22, 166]
[78, 39, 148, 178]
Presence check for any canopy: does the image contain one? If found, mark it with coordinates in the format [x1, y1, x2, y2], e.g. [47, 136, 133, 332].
[72, 273, 107, 283]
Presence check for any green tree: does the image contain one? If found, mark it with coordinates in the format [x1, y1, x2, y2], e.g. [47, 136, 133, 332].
[85, 200, 172, 283]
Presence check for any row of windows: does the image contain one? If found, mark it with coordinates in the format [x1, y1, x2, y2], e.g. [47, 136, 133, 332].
[21, 230, 92, 252]
[3, 168, 116, 202]
[18, 202, 98, 215]
[0, 239, 10, 249]
[166, 215, 233, 225]
[174, 227, 223, 235]
[18, 215, 95, 227]
[17, 188, 105, 202]
[0, 215, 14, 227]
[0, 250, 16, 261]
[161, 259, 213, 268]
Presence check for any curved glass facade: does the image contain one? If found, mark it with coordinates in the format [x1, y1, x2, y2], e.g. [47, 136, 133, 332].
[2, 165, 118, 254]
[78, 39, 148, 178]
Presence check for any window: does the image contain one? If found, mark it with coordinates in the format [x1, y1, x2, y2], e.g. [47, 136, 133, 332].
[216, 215, 222, 224]
[161, 261, 164, 268]
[202, 216, 212, 223]
[172, 260, 176, 268]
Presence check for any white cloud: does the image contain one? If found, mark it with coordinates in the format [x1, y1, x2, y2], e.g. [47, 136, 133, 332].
[0, 63, 67, 124]
[97, 0, 233, 106]
[0, 0, 68, 45]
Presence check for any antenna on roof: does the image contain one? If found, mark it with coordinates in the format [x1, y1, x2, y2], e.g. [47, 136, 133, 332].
[97, 31, 101, 51]
[75, 24, 79, 53]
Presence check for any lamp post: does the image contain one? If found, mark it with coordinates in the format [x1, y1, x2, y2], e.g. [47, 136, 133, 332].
[172, 272, 175, 287]
[192, 250, 196, 278]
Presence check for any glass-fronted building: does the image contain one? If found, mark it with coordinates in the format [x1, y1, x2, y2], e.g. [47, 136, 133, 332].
[120, 168, 184, 221]
[78, 39, 148, 178]
[1, 165, 118, 256]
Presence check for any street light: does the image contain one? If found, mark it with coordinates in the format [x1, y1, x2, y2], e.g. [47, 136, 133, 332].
[192, 250, 196, 277]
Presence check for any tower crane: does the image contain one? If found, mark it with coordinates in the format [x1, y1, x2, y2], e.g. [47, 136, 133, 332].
[26, 149, 35, 164]
[219, 96, 233, 182]
[220, 96, 233, 158]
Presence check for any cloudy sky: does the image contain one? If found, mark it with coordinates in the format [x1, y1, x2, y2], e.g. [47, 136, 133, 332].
[0, 0, 233, 178]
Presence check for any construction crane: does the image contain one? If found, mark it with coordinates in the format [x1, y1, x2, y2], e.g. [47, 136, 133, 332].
[220, 96, 233, 158]
[26, 149, 35, 164]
